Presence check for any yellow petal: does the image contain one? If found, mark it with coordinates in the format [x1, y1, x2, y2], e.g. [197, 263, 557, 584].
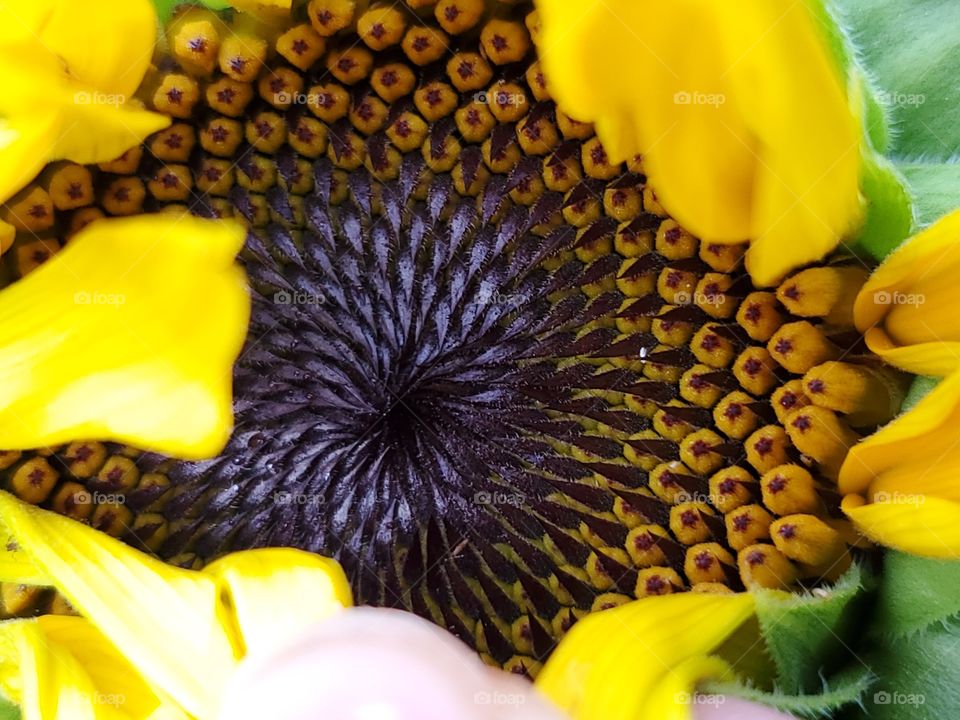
[536, 0, 861, 287]
[0, 214, 250, 460]
[861, 327, 960, 378]
[0, 619, 101, 720]
[645, 655, 734, 720]
[717, 2, 861, 286]
[38, 616, 189, 720]
[839, 370, 960, 496]
[53, 93, 170, 167]
[0, 3, 167, 202]
[0, 492, 238, 718]
[855, 210, 960, 376]
[0, 220, 14, 257]
[0, 114, 60, 207]
[843, 494, 960, 559]
[535, 591, 754, 720]
[537, 0, 754, 239]
[38, 0, 158, 98]
[0, 520, 51, 586]
[204, 548, 353, 658]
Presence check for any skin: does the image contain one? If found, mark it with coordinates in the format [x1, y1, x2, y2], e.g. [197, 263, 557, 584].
[216, 607, 795, 720]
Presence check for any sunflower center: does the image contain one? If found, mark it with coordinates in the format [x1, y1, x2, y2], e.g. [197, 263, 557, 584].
[0, 0, 905, 678]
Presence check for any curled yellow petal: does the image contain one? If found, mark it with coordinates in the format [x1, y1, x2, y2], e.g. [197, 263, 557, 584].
[0, 616, 189, 720]
[646, 655, 735, 720]
[0, 619, 101, 720]
[838, 370, 960, 557]
[0, 0, 170, 203]
[53, 97, 171, 168]
[839, 371, 960, 497]
[536, 591, 754, 720]
[855, 210, 960, 376]
[36, 0, 158, 98]
[0, 491, 238, 718]
[0, 109, 60, 208]
[204, 548, 353, 658]
[536, 0, 861, 287]
[842, 495, 960, 559]
[0, 214, 250, 460]
[38, 616, 189, 720]
[0, 493, 360, 717]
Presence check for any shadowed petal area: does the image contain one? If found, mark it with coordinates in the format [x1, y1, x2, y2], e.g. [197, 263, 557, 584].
[0, 214, 250, 459]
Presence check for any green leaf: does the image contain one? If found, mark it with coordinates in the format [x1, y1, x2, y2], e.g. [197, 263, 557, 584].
[902, 376, 940, 412]
[705, 666, 873, 720]
[753, 564, 872, 695]
[833, 0, 960, 160]
[859, 621, 960, 720]
[0, 693, 19, 720]
[852, 151, 914, 260]
[152, 0, 186, 23]
[897, 162, 960, 227]
[874, 551, 960, 639]
[152, 0, 230, 23]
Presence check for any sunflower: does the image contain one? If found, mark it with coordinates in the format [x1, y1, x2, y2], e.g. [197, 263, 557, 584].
[0, 0, 959, 718]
